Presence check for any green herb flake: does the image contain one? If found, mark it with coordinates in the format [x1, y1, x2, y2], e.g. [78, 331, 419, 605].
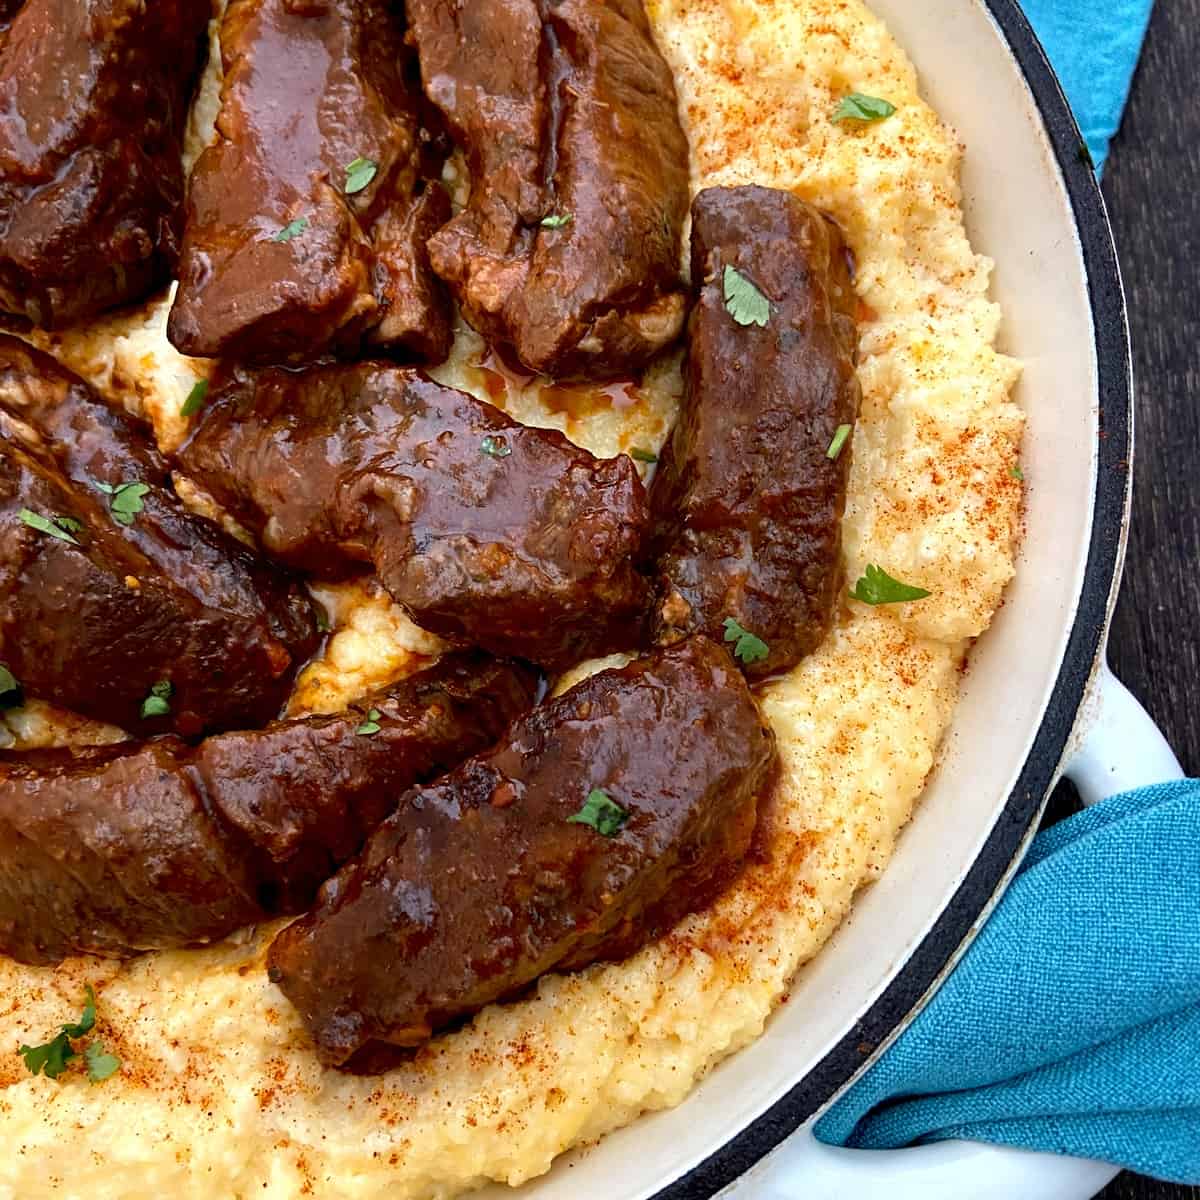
[629, 447, 658, 464]
[540, 213, 572, 229]
[272, 216, 309, 243]
[19, 986, 100, 1081]
[722, 265, 771, 328]
[344, 156, 378, 195]
[0, 664, 23, 710]
[826, 423, 852, 460]
[84, 1042, 121, 1084]
[53, 516, 84, 534]
[181, 378, 209, 418]
[315, 607, 332, 634]
[831, 93, 897, 124]
[63, 986, 97, 1040]
[140, 679, 173, 720]
[722, 617, 770, 665]
[1010, 463, 1025, 481]
[356, 707, 382, 736]
[104, 482, 151, 528]
[567, 788, 629, 837]
[849, 564, 931, 606]
[19, 508, 79, 545]
[19, 1031, 74, 1080]
[480, 435, 511, 459]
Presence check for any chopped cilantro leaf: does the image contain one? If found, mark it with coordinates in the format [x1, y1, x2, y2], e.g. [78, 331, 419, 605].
[315, 607, 331, 634]
[19, 986, 100, 1081]
[540, 213, 572, 228]
[19, 1032, 74, 1080]
[53, 516, 83, 534]
[181, 378, 209, 418]
[723, 265, 771, 327]
[1010, 463, 1024, 481]
[105, 482, 151, 528]
[344, 156, 378, 195]
[629, 447, 658, 464]
[832, 93, 897, 124]
[722, 617, 770, 665]
[567, 788, 629, 837]
[140, 679, 173, 719]
[63, 985, 97, 1039]
[826, 423, 852, 460]
[850, 564, 931, 605]
[356, 708, 382, 736]
[0, 664, 23, 710]
[19, 508, 79, 545]
[272, 216, 309, 243]
[84, 1041, 121, 1083]
[480, 435, 511, 458]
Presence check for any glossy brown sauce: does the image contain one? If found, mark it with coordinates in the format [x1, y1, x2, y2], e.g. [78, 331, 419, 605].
[469, 343, 644, 422]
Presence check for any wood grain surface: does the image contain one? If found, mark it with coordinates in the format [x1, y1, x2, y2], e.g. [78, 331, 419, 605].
[1052, 0, 1199, 1195]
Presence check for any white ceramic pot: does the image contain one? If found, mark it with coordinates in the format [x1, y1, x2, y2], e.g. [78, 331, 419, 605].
[469, 2, 1182, 1197]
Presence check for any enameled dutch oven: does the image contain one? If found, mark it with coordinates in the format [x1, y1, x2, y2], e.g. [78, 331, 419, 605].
[474, 2, 1181, 1197]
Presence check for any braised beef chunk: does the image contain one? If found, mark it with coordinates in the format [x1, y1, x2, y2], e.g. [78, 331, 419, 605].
[408, 0, 690, 378]
[168, 0, 451, 364]
[176, 361, 650, 668]
[0, 653, 537, 965]
[0, 337, 318, 735]
[649, 186, 861, 678]
[268, 637, 776, 1066]
[0, 0, 210, 328]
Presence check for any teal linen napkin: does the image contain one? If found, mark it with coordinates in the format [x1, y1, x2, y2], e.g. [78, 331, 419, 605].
[814, 781, 1200, 1183]
[1022, 0, 1154, 170]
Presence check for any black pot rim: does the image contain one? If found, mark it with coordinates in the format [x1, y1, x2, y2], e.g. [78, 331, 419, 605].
[651, 2, 1132, 1196]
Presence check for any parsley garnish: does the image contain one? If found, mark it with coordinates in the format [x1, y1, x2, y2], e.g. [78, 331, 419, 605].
[629, 447, 658, 464]
[181, 378, 209, 418]
[19, 1031, 75, 1080]
[272, 216, 309, 243]
[540, 213, 572, 229]
[850, 564, 931, 605]
[480, 435, 511, 458]
[723, 265, 771, 327]
[356, 708, 382, 736]
[140, 679, 173, 719]
[315, 607, 331, 634]
[19, 986, 120, 1084]
[95, 481, 151, 527]
[567, 788, 629, 837]
[19, 508, 79, 545]
[832, 93, 897, 124]
[1010, 463, 1024, 481]
[84, 1042, 121, 1083]
[723, 617, 770, 665]
[344, 156, 377, 195]
[826, 424, 852, 460]
[0, 664, 22, 710]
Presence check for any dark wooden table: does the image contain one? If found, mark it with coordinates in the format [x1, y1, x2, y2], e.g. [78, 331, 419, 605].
[1043, 0, 1199, 1196]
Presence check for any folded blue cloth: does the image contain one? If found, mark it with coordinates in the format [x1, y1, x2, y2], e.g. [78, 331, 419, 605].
[814, 781, 1200, 1184]
[1022, 0, 1154, 170]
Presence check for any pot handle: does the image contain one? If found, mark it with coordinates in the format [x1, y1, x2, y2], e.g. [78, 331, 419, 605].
[719, 662, 1181, 1199]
